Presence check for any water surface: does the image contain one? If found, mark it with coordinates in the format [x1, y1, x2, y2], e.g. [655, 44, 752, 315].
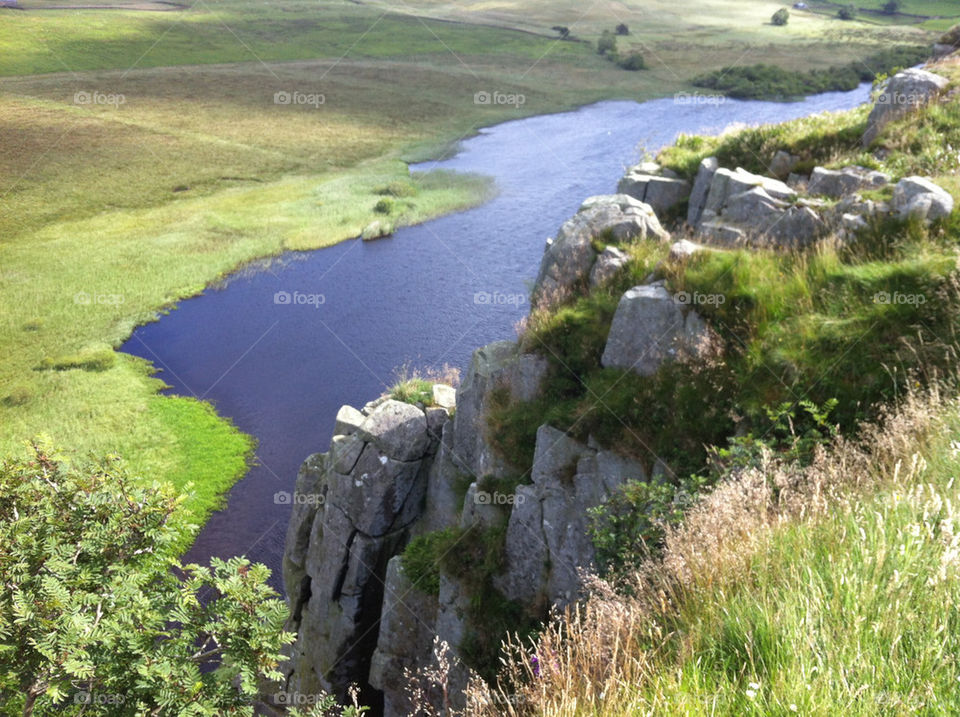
[122, 84, 873, 590]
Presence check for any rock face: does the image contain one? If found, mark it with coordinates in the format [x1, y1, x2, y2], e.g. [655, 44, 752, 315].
[892, 176, 955, 224]
[494, 426, 646, 606]
[600, 283, 716, 375]
[282, 399, 444, 705]
[534, 194, 668, 306]
[617, 162, 692, 215]
[864, 68, 949, 146]
[687, 156, 719, 226]
[807, 166, 889, 198]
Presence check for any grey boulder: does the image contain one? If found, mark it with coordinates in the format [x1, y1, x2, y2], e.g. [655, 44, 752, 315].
[864, 68, 949, 146]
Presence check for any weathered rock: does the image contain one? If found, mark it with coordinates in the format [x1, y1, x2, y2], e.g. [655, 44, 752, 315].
[617, 163, 691, 214]
[335, 404, 366, 436]
[864, 68, 950, 146]
[431, 383, 456, 411]
[282, 400, 442, 703]
[699, 167, 796, 227]
[807, 166, 889, 198]
[768, 150, 798, 179]
[687, 156, 719, 226]
[369, 557, 440, 717]
[668, 239, 709, 262]
[534, 194, 667, 305]
[600, 284, 716, 376]
[892, 176, 955, 223]
[452, 341, 547, 479]
[358, 400, 430, 462]
[589, 245, 630, 287]
[495, 426, 647, 605]
[699, 220, 746, 245]
[836, 194, 890, 219]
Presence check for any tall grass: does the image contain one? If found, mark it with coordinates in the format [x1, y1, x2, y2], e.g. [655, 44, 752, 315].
[468, 389, 960, 715]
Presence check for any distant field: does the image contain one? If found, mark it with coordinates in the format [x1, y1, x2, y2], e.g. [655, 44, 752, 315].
[0, 0, 945, 539]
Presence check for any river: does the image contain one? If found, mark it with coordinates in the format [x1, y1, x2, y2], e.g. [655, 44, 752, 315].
[122, 83, 873, 591]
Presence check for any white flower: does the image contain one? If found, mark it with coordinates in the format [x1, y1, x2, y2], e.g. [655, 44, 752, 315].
[746, 690, 757, 700]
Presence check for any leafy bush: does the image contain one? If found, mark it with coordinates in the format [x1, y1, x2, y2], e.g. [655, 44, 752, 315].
[617, 53, 646, 71]
[373, 197, 396, 214]
[771, 8, 789, 25]
[882, 0, 901, 14]
[589, 474, 709, 576]
[597, 30, 617, 56]
[400, 529, 457, 596]
[838, 3, 856, 19]
[0, 442, 295, 716]
[615, 23, 630, 35]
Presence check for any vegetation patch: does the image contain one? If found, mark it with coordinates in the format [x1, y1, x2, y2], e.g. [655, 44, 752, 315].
[693, 45, 930, 99]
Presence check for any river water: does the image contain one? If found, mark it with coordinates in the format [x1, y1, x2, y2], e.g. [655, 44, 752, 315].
[122, 84, 873, 591]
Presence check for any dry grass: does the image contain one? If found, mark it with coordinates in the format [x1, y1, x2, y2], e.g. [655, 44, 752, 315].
[462, 387, 956, 715]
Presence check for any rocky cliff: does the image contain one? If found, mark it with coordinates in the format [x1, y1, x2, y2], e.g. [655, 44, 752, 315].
[278, 66, 955, 715]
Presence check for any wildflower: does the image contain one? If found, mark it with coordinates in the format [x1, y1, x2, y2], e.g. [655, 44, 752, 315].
[530, 655, 540, 677]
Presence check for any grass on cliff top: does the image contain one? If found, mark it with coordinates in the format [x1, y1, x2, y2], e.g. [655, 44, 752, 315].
[483, 390, 960, 715]
[488, 61, 960, 481]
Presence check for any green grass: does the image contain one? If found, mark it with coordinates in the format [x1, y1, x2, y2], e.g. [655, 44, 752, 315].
[626, 408, 960, 714]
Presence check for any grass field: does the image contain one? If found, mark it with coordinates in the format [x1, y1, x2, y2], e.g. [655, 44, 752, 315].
[0, 0, 945, 538]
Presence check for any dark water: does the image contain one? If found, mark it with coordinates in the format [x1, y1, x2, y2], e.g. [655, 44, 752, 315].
[122, 84, 873, 591]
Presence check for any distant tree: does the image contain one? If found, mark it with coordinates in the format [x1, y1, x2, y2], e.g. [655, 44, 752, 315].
[552, 25, 570, 39]
[772, 8, 790, 25]
[618, 53, 646, 71]
[882, 0, 901, 14]
[615, 23, 630, 35]
[838, 4, 856, 19]
[597, 30, 617, 55]
[0, 442, 296, 717]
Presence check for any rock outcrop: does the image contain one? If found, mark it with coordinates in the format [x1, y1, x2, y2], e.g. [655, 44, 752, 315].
[863, 68, 949, 146]
[806, 166, 889, 198]
[601, 283, 716, 375]
[534, 194, 668, 306]
[617, 162, 692, 215]
[892, 176, 955, 224]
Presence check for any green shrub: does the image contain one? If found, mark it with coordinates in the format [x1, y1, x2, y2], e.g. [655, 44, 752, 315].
[373, 197, 396, 214]
[617, 53, 646, 71]
[597, 30, 616, 56]
[400, 529, 456, 596]
[838, 4, 856, 19]
[771, 8, 789, 26]
[389, 376, 433, 405]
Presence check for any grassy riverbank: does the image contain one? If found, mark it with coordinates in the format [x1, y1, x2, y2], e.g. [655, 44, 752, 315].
[0, 0, 939, 538]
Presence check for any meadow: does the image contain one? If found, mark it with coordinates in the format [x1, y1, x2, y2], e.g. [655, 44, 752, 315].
[0, 0, 941, 533]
